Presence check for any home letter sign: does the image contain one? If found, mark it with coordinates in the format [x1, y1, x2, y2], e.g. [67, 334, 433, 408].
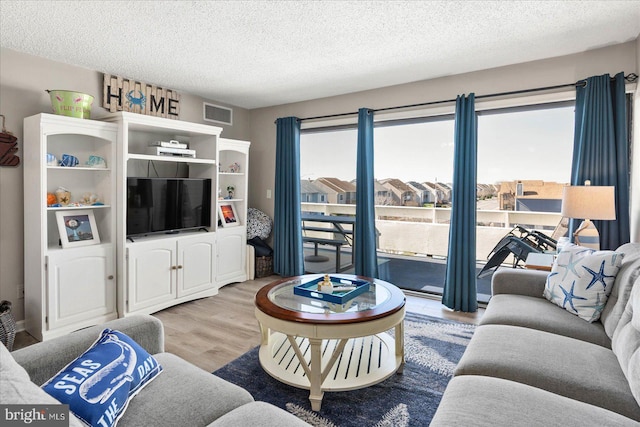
[103, 74, 180, 119]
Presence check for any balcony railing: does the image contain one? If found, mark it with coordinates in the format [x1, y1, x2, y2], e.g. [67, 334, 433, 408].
[301, 202, 562, 259]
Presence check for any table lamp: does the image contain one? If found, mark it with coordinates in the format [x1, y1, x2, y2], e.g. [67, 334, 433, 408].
[561, 180, 616, 250]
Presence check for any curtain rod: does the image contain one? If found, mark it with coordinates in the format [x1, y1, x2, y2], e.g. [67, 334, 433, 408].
[282, 73, 638, 123]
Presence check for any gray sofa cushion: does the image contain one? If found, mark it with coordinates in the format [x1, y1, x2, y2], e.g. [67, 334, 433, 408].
[454, 324, 640, 421]
[430, 375, 639, 427]
[209, 401, 310, 427]
[479, 294, 611, 347]
[602, 243, 640, 337]
[612, 275, 640, 407]
[117, 353, 254, 427]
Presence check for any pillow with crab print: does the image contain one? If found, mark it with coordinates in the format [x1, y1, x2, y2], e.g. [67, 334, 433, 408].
[543, 243, 624, 322]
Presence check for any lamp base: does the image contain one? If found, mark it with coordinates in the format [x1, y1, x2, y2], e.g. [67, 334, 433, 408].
[574, 219, 600, 250]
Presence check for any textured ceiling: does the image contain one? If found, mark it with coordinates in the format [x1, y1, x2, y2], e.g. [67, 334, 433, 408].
[1, 1, 639, 109]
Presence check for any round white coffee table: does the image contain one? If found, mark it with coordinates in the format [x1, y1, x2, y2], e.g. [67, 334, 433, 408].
[254, 274, 405, 411]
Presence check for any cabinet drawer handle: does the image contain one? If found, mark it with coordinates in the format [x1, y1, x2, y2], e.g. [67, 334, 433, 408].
[177, 265, 183, 269]
[108, 275, 114, 280]
[171, 266, 177, 270]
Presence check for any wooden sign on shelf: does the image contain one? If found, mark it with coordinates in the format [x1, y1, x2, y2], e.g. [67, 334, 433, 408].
[103, 74, 180, 119]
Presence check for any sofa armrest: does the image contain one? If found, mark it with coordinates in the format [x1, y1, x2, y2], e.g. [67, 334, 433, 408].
[491, 268, 549, 298]
[11, 315, 164, 386]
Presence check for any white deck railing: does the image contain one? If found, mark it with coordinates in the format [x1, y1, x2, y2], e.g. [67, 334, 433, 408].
[301, 202, 562, 259]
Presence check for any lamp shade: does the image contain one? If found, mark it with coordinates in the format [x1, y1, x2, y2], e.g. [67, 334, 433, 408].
[561, 185, 616, 220]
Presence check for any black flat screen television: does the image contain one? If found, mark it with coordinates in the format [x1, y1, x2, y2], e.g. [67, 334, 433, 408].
[127, 177, 212, 237]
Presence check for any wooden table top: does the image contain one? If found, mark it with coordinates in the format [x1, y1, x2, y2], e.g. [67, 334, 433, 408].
[255, 274, 405, 324]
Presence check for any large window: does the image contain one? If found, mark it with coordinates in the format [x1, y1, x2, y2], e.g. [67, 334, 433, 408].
[374, 117, 455, 208]
[473, 103, 575, 299]
[300, 128, 357, 182]
[299, 101, 576, 302]
[477, 103, 574, 186]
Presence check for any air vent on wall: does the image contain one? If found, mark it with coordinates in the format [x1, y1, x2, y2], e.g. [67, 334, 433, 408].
[203, 102, 233, 126]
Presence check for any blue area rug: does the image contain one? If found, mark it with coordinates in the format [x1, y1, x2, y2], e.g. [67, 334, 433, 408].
[214, 312, 475, 427]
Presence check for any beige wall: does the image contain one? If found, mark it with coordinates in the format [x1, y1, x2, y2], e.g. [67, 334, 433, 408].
[248, 40, 639, 238]
[0, 48, 250, 322]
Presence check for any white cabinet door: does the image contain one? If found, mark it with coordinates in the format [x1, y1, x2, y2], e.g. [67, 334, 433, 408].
[177, 233, 216, 297]
[46, 245, 115, 330]
[127, 239, 176, 312]
[24, 114, 118, 340]
[216, 228, 247, 286]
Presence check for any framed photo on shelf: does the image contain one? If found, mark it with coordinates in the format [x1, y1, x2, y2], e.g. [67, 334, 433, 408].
[218, 202, 239, 227]
[56, 210, 101, 248]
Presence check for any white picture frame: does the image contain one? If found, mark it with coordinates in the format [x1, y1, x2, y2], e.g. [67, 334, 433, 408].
[56, 210, 101, 248]
[218, 202, 239, 227]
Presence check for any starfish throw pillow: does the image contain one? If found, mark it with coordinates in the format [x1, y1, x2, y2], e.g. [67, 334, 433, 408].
[543, 243, 623, 322]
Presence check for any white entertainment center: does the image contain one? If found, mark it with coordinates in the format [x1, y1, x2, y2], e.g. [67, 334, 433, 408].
[23, 112, 250, 340]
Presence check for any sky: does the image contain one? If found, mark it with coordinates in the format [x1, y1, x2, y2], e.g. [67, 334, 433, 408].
[300, 105, 575, 185]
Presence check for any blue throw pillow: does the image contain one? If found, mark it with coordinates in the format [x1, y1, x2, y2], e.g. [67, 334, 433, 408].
[543, 243, 624, 322]
[42, 329, 162, 427]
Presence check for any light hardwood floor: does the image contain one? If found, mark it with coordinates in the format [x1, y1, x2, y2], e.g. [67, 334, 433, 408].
[153, 275, 484, 372]
[14, 276, 484, 373]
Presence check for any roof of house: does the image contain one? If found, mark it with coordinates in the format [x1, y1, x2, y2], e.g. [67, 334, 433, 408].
[477, 183, 497, 193]
[380, 178, 413, 192]
[434, 182, 452, 191]
[300, 180, 326, 194]
[374, 181, 389, 192]
[316, 177, 356, 193]
[498, 180, 566, 199]
[422, 182, 439, 191]
[407, 181, 428, 191]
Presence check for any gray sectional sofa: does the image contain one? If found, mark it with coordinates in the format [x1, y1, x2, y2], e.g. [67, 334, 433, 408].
[4, 315, 309, 427]
[431, 242, 640, 426]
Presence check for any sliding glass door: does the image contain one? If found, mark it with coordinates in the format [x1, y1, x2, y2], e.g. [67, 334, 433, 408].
[474, 102, 575, 301]
[300, 128, 358, 273]
[372, 117, 455, 293]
